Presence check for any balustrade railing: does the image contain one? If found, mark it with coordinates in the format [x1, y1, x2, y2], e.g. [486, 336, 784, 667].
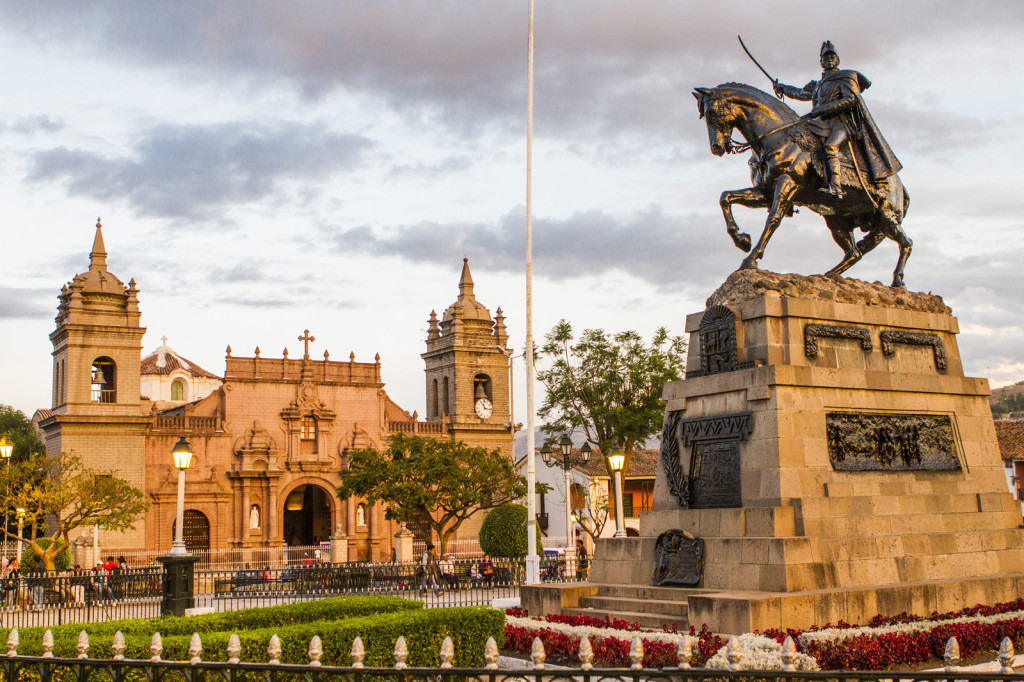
[1, 629, 1018, 679]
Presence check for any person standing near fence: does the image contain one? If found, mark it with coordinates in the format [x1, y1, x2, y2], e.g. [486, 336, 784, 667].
[418, 544, 440, 597]
[480, 555, 494, 587]
[576, 539, 589, 580]
[3, 559, 19, 610]
[28, 558, 45, 610]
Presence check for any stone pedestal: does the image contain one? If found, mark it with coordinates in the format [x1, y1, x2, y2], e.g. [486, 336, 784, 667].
[585, 271, 1024, 633]
[331, 527, 348, 563]
[394, 524, 415, 563]
[157, 553, 199, 617]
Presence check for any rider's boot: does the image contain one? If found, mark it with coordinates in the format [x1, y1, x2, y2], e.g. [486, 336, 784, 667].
[823, 145, 844, 198]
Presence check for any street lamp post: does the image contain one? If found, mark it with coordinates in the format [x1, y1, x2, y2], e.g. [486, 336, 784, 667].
[606, 444, 627, 538]
[15, 509, 24, 562]
[169, 436, 194, 555]
[0, 434, 12, 561]
[541, 436, 591, 550]
[159, 436, 199, 618]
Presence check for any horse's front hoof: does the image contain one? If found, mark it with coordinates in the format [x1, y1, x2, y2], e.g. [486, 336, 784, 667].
[891, 275, 906, 289]
[740, 256, 759, 270]
[737, 233, 752, 252]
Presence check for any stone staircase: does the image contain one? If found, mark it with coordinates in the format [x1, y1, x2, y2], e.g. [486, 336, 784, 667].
[561, 583, 696, 630]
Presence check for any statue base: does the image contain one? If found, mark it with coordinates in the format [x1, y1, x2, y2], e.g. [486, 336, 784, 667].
[524, 270, 1024, 633]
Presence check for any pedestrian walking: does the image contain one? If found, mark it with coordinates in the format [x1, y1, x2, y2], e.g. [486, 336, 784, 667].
[418, 545, 441, 597]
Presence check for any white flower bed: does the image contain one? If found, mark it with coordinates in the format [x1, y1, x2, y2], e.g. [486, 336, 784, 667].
[797, 609, 1024, 646]
[705, 634, 819, 671]
[505, 615, 819, 670]
[505, 615, 685, 646]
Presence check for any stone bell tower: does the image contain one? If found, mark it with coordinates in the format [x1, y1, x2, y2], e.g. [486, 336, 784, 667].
[37, 219, 150, 549]
[422, 258, 514, 459]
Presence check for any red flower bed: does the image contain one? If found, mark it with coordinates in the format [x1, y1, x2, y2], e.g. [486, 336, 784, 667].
[504, 620, 723, 668]
[509, 598, 1024, 671]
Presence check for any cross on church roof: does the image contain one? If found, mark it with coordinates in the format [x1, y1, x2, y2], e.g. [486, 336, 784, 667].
[298, 329, 316, 359]
[161, 336, 168, 346]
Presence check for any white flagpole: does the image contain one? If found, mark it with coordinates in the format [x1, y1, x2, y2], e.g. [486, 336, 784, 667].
[524, 0, 539, 585]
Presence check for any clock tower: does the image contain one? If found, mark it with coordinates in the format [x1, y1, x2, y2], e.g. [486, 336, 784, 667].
[422, 259, 514, 458]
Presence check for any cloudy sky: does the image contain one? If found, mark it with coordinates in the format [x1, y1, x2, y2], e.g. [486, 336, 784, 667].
[2, 1, 1022, 420]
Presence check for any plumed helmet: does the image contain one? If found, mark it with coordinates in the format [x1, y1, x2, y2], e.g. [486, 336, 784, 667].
[820, 40, 838, 59]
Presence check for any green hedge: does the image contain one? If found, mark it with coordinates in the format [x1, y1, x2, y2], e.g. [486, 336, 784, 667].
[1, 595, 420, 644]
[11, 605, 503, 668]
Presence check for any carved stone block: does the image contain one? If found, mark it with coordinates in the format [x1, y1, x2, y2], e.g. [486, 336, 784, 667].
[826, 412, 961, 471]
[652, 530, 705, 587]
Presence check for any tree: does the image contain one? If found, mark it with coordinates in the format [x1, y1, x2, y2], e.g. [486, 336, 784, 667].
[337, 433, 527, 555]
[478, 503, 544, 557]
[537, 321, 686, 469]
[576, 484, 610, 543]
[0, 405, 45, 459]
[2, 451, 148, 571]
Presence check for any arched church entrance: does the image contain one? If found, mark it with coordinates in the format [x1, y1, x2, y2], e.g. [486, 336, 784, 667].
[171, 510, 211, 552]
[282, 484, 333, 546]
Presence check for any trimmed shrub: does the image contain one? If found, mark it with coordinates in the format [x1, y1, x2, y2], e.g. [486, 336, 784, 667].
[478, 503, 543, 557]
[20, 538, 72, 572]
[12, 604, 503, 668]
[0, 595, 421, 645]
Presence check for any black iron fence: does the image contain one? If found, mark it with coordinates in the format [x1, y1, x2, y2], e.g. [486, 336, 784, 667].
[0, 567, 162, 628]
[0, 629, 1019, 680]
[0, 554, 588, 626]
[194, 557, 545, 610]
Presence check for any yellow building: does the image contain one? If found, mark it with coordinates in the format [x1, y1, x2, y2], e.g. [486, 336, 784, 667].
[37, 221, 514, 560]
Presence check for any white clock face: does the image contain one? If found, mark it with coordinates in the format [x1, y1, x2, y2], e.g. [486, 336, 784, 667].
[475, 398, 493, 419]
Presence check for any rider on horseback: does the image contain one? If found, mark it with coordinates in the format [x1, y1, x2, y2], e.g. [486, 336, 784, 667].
[774, 41, 901, 199]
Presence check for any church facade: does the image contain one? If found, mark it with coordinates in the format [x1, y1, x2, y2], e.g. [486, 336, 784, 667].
[37, 221, 514, 561]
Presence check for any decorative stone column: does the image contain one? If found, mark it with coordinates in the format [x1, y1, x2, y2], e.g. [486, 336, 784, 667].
[393, 524, 414, 563]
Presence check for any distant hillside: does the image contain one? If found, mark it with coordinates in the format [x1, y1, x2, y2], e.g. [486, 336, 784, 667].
[991, 381, 1024, 419]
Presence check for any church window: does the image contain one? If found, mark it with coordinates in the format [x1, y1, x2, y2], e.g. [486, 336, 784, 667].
[171, 379, 185, 401]
[301, 415, 317, 440]
[431, 379, 439, 418]
[90, 357, 116, 403]
[442, 377, 450, 416]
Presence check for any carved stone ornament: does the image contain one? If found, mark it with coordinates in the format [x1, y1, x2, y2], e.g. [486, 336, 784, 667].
[826, 412, 961, 471]
[652, 530, 705, 587]
[661, 412, 752, 509]
[688, 305, 755, 377]
[879, 330, 947, 370]
[804, 323, 872, 358]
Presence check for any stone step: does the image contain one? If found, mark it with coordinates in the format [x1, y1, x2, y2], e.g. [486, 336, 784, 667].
[592, 583, 709, 601]
[562, 605, 689, 631]
[579, 594, 689, 618]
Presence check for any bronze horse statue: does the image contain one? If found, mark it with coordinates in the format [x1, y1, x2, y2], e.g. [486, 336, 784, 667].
[694, 83, 911, 287]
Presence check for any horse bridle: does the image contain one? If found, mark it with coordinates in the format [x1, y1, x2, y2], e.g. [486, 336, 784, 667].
[707, 96, 805, 154]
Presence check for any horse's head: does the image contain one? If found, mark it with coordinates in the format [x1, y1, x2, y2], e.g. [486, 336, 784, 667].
[694, 87, 740, 156]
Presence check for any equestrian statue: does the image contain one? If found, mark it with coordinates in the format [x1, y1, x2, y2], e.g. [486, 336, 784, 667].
[694, 39, 911, 287]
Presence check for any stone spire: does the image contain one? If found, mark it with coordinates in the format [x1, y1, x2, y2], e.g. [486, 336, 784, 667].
[89, 218, 107, 272]
[458, 257, 474, 300]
